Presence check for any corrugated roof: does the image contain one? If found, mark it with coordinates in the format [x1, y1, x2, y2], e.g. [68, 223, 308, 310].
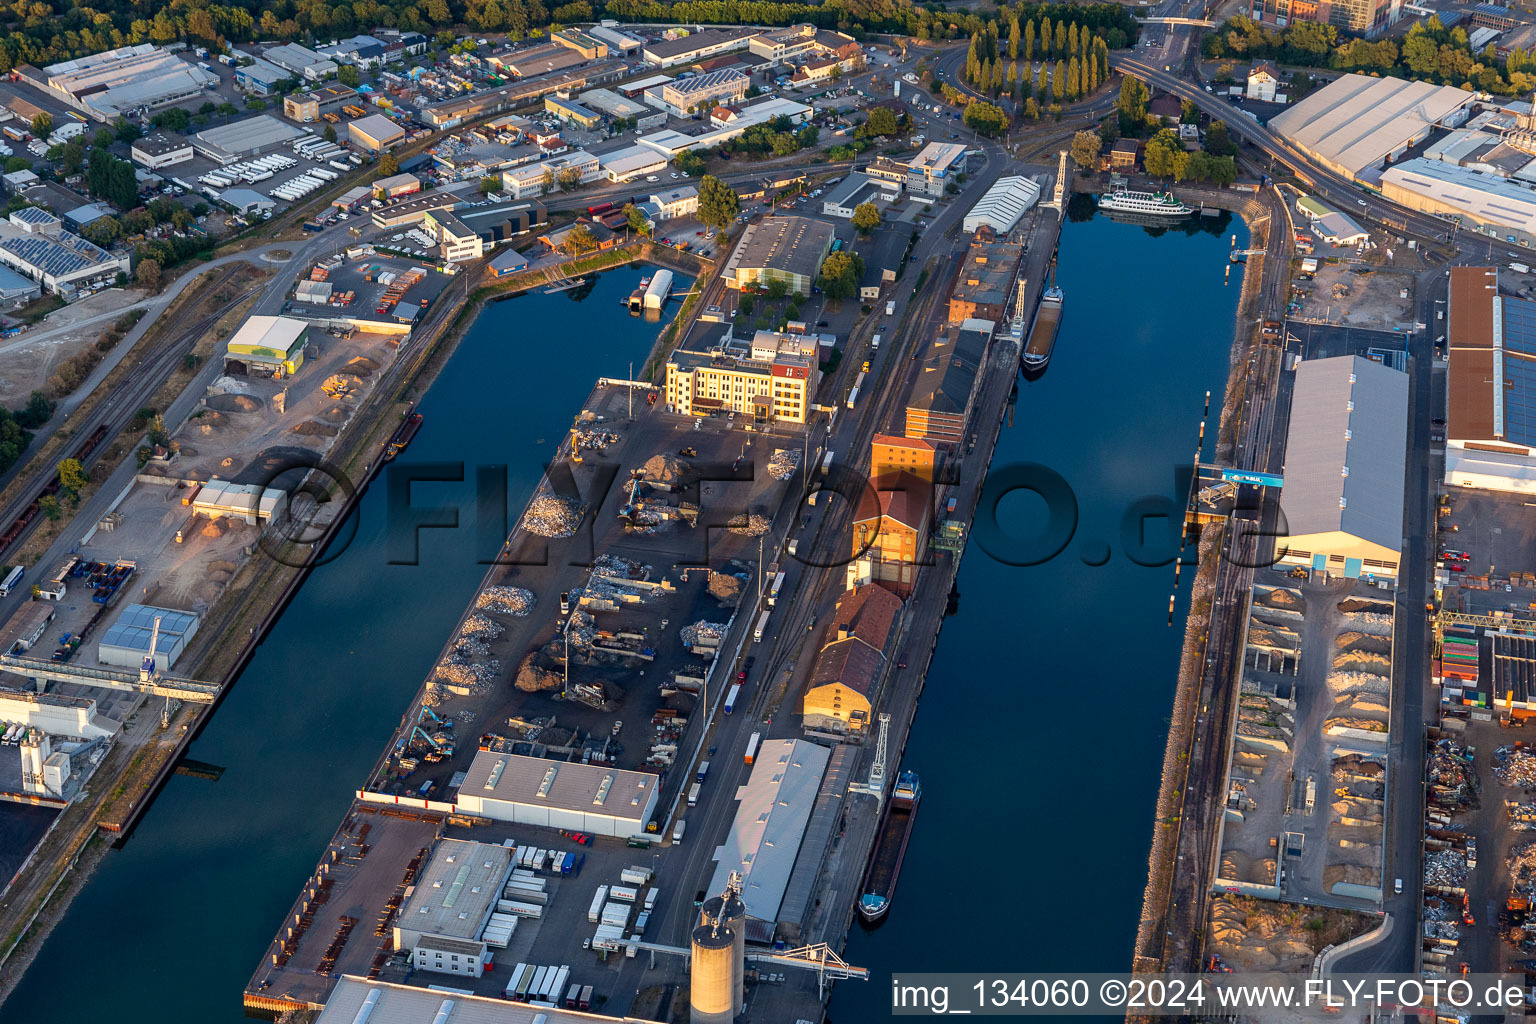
[1269, 74, 1473, 177]
[705, 738, 829, 924]
[1279, 355, 1408, 556]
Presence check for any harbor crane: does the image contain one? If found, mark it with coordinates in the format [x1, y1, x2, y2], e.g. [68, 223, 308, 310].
[849, 713, 891, 799]
[0, 614, 220, 708]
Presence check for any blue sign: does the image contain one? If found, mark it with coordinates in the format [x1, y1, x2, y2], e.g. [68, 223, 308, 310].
[1223, 469, 1284, 487]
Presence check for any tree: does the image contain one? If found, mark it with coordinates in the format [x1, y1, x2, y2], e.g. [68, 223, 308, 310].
[1052, 60, 1066, 102]
[338, 64, 361, 87]
[697, 174, 739, 232]
[1025, 19, 1035, 63]
[559, 223, 598, 255]
[30, 112, 51, 141]
[379, 153, 400, 176]
[864, 106, 899, 137]
[323, 124, 338, 143]
[817, 250, 864, 301]
[1118, 75, 1150, 134]
[766, 278, 789, 300]
[135, 257, 162, 291]
[556, 166, 583, 192]
[38, 494, 60, 521]
[15, 391, 52, 429]
[1070, 130, 1102, 171]
[1008, 17, 1020, 60]
[962, 101, 1009, 137]
[1206, 120, 1237, 157]
[851, 201, 881, 235]
[81, 216, 122, 247]
[57, 457, 87, 497]
[624, 203, 650, 236]
[1143, 128, 1188, 179]
[479, 176, 500, 195]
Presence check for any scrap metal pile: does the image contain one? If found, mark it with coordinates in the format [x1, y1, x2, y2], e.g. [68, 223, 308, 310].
[477, 586, 536, 616]
[522, 494, 588, 537]
[574, 427, 621, 450]
[681, 621, 729, 647]
[1495, 744, 1536, 788]
[767, 449, 801, 480]
[1425, 848, 1469, 890]
[727, 512, 771, 537]
[459, 613, 503, 640]
[1427, 739, 1477, 807]
[594, 554, 650, 580]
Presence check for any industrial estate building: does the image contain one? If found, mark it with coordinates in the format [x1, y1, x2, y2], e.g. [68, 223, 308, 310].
[1267, 74, 1474, 181]
[1276, 355, 1408, 578]
[906, 319, 992, 446]
[820, 172, 898, 219]
[129, 131, 193, 170]
[0, 206, 130, 295]
[654, 68, 749, 117]
[420, 61, 625, 129]
[283, 86, 359, 123]
[853, 472, 932, 597]
[962, 175, 1042, 235]
[722, 216, 834, 294]
[1293, 195, 1369, 246]
[663, 332, 819, 423]
[259, 43, 337, 82]
[598, 144, 669, 183]
[1443, 266, 1536, 492]
[902, 142, 969, 198]
[636, 96, 812, 156]
[801, 584, 902, 733]
[705, 738, 830, 933]
[192, 115, 306, 163]
[948, 241, 1023, 323]
[25, 44, 216, 121]
[643, 27, 758, 67]
[348, 114, 406, 153]
[423, 209, 484, 263]
[454, 749, 659, 837]
[223, 315, 309, 377]
[501, 150, 600, 199]
[97, 604, 199, 672]
[392, 839, 514, 979]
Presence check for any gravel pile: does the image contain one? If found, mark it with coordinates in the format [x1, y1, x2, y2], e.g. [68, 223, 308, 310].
[727, 513, 771, 537]
[477, 586, 536, 616]
[681, 621, 730, 647]
[522, 494, 587, 537]
[1340, 611, 1393, 636]
[767, 449, 801, 480]
[1495, 744, 1536, 787]
[460, 613, 503, 640]
[1326, 670, 1389, 699]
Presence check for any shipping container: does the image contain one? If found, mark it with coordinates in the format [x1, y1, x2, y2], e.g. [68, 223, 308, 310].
[688, 782, 702, 805]
[499, 899, 543, 919]
[745, 731, 761, 765]
[724, 684, 740, 713]
[601, 902, 630, 927]
[588, 886, 609, 922]
[846, 385, 859, 410]
[621, 866, 653, 886]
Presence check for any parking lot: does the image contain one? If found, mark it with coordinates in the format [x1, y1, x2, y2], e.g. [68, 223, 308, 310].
[1438, 488, 1536, 616]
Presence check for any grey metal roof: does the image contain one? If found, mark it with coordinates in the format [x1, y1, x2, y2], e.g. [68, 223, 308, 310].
[315, 977, 661, 1023]
[397, 839, 512, 941]
[726, 215, 834, 279]
[100, 603, 198, 655]
[776, 743, 854, 933]
[1268, 74, 1473, 177]
[706, 738, 830, 924]
[1280, 355, 1408, 556]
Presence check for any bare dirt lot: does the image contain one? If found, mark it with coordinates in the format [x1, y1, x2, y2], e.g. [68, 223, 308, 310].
[0, 289, 148, 407]
[1295, 263, 1414, 330]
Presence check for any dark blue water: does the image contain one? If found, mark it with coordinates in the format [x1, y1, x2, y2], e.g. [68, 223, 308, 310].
[828, 207, 1245, 1019]
[2, 208, 1244, 1021]
[0, 265, 687, 1020]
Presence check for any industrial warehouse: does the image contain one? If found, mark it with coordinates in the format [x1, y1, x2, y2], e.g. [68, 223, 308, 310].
[1443, 266, 1536, 492]
[24, 44, 217, 121]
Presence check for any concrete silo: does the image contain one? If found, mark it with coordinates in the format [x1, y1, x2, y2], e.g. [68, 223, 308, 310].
[690, 872, 747, 1024]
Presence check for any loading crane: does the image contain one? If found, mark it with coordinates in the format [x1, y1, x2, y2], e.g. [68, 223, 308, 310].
[850, 713, 891, 799]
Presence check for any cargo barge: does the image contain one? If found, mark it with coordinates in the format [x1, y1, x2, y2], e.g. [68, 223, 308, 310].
[383, 412, 423, 462]
[858, 770, 921, 922]
[1022, 284, 1063, 375]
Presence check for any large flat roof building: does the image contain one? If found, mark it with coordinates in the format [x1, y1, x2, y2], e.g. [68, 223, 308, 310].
[905, 142, 968, 199]
[420, 61, 625, 129]
[260, 43, 337, 81]
[705, 738, 830, 932]
[490, 42, 589, 78]
[643, 27, 759, 67]
[949, 241, 1023, 324]
[33, 45, 216, 121]
[656, 68, 749, 117]
[722, 215, 835, 294]
[392, 839, 514, 979]
[192, 115, 306, 163]
[98, 604, 199, 672]
[0, 224, 129, 296]
[906, 319, 992, 446]
[1443, 266, 1536, 492]
[314, 977, 661, 1024]
[1278, 355, 1408, 578]
[664, 333, 818, 424]
[1268, 74, 1474, 180]
[348, 113, 405, 153]
[130, 130, 193, 170]
[1381, 157, 1536, 244]
[455, 749, 659, 837]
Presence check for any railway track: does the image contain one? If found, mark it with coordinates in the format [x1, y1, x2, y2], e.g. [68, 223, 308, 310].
[0, 264, 248, 563]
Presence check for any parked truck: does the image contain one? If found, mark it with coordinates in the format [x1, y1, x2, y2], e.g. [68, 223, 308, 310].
[886, 300, 895, 316]
[688, 782, 702, 805]
[753, 610, 770, 642]
[745, 731, 761, 764]
[724, 683, 740, 713]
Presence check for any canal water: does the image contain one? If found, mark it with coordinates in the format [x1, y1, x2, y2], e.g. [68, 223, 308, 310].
[827, 204, 1245, 1020]
[1, 208, 1246, 1021]
[0, 265, 687, 1019]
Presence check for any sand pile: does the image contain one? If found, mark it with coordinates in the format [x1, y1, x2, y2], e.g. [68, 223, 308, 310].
[291, 420, 339, 436]
[345, 356, 379, 375]
[708, 571, 745, 606]
[514, 652, 562, 693]
[1334, 650, 1390, 672]
[641, 454, 691, 487]
[202, 518, 230, 538]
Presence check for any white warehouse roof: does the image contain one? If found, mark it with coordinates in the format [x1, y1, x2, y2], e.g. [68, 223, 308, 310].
[226, 315, 307, 356]
[599, 144, 668, 180]
[455, 749, 659, 837]
[706, 738, 829, 925]
[1280, 355, 1408, 567]
[1380, 156, 1536, 234]
[1268, 74, 1474, 178]
[962, 174, 1041, 235]
[315, 977, 662, 1024]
